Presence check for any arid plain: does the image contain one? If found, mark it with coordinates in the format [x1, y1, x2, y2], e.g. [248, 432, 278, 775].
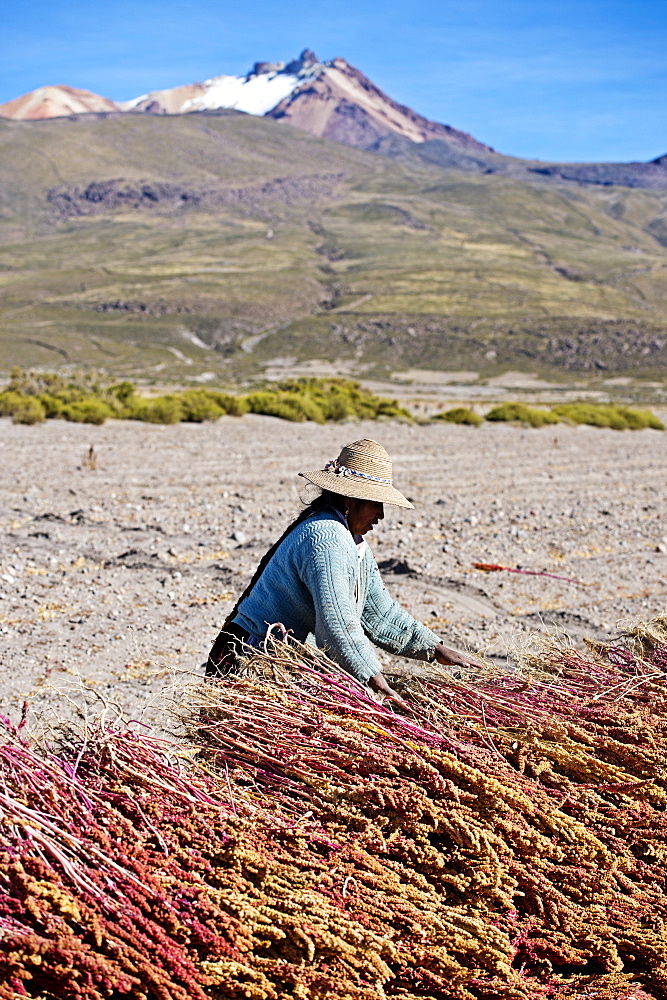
[2, 413, 666, 730]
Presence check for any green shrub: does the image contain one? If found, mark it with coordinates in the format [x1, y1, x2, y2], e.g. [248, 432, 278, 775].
[108, 381, 136, 404]
[486, 403, 559, 428]
[373, 398, 412, 420]
[321, 393, 355, 421]
[552, 403, 620, 430]
[178, 390, 224, 423]
[0, 390, 47, 424]
[37, 394, 66, 417]
[265, 400, 313, 422]
[552, 403, 618, 429]
[96, 381, 135, 417]
[127, 396, 184, 424]
[287, 395, 326, 422]
[312, 380, 366, 421]
[619, 406, 665, 431]
[60, 399, 114, 424]
[245, 391, 325, 423]
[270, 378, 412, 423]
[204, 392, 249, 417]
[11, 397, 46, 424]
[552, 403, 664, 431]
[0, 391, 24, 416]
[434, 406, 483, 426]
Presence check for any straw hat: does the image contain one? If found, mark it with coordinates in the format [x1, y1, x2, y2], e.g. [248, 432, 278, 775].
[300, 438, 414, 509]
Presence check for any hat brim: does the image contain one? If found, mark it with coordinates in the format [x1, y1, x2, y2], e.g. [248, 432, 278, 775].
[299, 471, 414, 509]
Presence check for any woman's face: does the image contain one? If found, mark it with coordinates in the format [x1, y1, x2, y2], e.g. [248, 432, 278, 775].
[347, 499, 384, 536]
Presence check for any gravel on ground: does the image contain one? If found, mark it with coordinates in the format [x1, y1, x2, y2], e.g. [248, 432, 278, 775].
[1, 415, 666, 728]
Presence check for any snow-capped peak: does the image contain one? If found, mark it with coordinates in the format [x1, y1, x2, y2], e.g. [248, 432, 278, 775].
[126, 49, 321, 118]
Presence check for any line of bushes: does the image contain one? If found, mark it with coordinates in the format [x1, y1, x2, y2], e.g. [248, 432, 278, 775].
[435, 401, 664, 430]
[0, 370, 412, 425]
[2, 370, 663, 431]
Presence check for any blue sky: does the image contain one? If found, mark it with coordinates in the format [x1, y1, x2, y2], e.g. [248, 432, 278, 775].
[1, 0, 665, 163]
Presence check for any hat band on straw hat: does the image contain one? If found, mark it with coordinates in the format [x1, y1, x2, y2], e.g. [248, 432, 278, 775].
[322, 459, 393, 485]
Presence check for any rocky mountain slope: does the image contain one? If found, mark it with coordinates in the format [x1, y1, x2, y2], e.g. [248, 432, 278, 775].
[264, 53, 491, 152]
[1, 111, 667, 379]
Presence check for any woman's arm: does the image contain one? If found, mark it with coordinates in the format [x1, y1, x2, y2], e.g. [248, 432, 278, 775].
[361, 553, 484, 670]
[360, 551, 440, 658]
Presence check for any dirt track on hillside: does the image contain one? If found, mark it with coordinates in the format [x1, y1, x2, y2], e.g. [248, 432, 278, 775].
[1, 415, 666, 731]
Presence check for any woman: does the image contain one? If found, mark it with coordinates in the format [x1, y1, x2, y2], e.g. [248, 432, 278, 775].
[206, 438, 481, 705]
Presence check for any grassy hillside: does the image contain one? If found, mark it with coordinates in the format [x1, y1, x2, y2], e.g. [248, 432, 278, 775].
[1, 111, 667, 380]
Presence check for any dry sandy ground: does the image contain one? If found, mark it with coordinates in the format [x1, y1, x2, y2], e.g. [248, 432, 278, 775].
[1, 415, 666, 730]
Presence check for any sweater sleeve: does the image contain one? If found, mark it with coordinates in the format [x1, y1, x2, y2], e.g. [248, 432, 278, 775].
[300, 533, 382, 684]
[360, 549, 440, 660]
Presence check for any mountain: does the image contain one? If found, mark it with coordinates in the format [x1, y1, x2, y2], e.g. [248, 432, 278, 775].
[1, 52, 665, 193]
[0, 85, 118, 120]
[1, 111, 667, 381]
[124, 49, 492, 154]
[0, 50, 490, 154]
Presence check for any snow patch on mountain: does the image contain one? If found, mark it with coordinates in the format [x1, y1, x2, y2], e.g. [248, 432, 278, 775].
[122, 93, 149, 111]
[180, 69, 312, 116]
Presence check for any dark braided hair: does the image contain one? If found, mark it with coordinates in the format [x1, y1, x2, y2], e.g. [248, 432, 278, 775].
[222, 489, 348, 630]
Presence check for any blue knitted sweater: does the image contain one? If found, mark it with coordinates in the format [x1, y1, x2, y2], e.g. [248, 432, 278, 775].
[233, 510, 440, 683]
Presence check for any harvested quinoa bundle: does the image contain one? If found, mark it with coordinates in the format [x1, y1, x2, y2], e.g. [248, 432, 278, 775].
[2, 615, 667, 999]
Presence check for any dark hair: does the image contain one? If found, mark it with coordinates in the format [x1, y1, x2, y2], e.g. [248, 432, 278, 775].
[223, 489, 347, 629]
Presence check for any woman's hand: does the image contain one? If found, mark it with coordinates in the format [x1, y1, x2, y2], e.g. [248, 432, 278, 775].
[369, 670, 410, 710]
[434, 643, 485, 671]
